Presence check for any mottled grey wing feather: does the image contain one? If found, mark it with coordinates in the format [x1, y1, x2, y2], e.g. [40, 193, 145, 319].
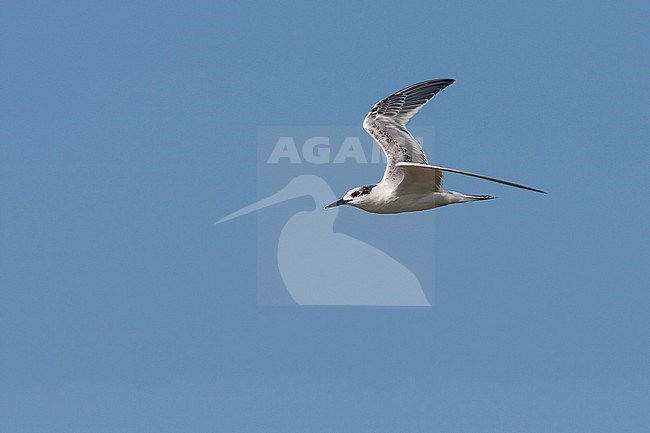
[363, 79, 455, 186]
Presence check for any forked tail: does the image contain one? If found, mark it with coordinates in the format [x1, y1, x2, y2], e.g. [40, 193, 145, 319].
[466, 194, 495, 201]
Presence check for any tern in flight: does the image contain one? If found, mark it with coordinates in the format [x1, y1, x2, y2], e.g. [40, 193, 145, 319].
[326, 79, 545, 213]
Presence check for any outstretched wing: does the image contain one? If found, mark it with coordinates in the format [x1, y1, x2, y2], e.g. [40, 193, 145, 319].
[363, 79, 455, 187]
[394, 162, 444, 193]
[396, 162, 547, 194]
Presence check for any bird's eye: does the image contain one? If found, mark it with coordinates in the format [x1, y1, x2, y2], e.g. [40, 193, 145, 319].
[351, 191, 360, 198]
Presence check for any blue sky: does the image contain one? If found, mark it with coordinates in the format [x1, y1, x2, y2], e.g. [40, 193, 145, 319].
[1, 1, 649, 432]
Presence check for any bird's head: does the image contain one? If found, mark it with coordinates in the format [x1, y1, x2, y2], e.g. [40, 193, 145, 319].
[325, 184, 377, 209]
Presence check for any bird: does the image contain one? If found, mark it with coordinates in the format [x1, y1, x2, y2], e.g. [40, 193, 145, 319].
[325, 79, 545, 214]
